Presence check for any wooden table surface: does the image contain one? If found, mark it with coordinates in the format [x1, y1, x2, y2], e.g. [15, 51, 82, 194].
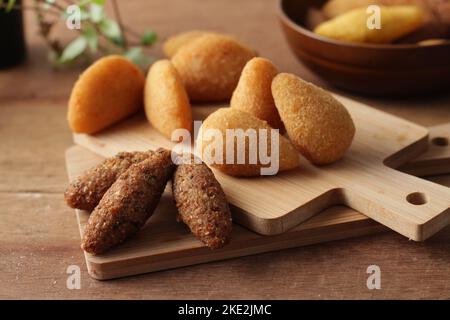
[1, 0, 449, 299]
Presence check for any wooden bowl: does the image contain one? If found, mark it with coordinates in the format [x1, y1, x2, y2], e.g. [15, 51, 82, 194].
[278, 0, 450, 95]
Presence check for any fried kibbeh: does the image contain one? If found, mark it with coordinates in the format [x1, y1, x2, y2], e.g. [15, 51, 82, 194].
[163, 30, 215, 58]
[196, 108, 300, 176]
[144, 60, 192, 141]
[65, 150, 153, 211]
[173, 155, 232, 249]
[272, 73, 355, 165]
[68, 55, 145, 134]
[172, 34, 257, 101]
[314, 6, 424, 43]
[81, 149, 174, 255]
[230, 57, 285, 132]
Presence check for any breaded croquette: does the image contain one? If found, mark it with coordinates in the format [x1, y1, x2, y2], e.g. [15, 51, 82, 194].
[81, 149, 174, 255]
[172, 34, 257, 101]
[163, 30, 215, 58]
[196, 108, 300, 176]
[172, 154, 232, 249]
[68, 56, 145, 134]
[65, 151, 154, 211]
[272, 73, 355, 165]
[230, 57, 284, 132]
[314, 6, 424, 43]
[144, 60, 192, 141]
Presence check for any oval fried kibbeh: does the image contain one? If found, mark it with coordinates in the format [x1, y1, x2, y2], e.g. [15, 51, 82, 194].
[230, 57, 284, 132]
[272, 73, 355, 165]
[172, 34, 257, 102]
[65, 150, 153, 211]
[68, 55, 145, 134]
[173, 155, 232, 249]
[163, 30, 215, 58]
[81, 149, 174, 255]
[144, 60, 192, 141]
[196, 108, 299, 177]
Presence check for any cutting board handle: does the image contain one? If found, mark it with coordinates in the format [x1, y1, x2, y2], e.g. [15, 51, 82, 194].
[344, 166, 450, 241]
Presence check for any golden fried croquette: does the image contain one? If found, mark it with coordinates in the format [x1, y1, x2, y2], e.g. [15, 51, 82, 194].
[272, 73, 355, 165]
[81, 149, 174, 255]
[314, 6, 424, 43]
[68, 55, 145, 134]
[163, 30, 215, 58]
[144, 60, 192, 141]
[172, 154, 232, 249]
[196, 108, 299, 176]
[230, 57, 285, 132]
[65, 150, 153, 211]
[171, 34, 257, 102]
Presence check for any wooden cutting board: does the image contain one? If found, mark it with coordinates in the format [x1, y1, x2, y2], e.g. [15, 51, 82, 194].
[73, 95, 450, 241]
[66, 127, 450, 280]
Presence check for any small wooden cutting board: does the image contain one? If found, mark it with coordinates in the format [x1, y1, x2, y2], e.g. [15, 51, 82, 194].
[73, 95, 450, 241]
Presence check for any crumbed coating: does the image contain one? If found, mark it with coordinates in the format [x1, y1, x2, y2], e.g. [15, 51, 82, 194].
[314, 6, 424, 44]
[171, 34, 257, 102]
[67, 55, 145, 134]
[81, 149, 174, 255]
[163, 30, 216, 58]
[172, 155, 232, 249]
[272, 73, 355, 165]
[65, 151, 153, 211]
[144, 60, 192, 141]
[230, 57, 285, 132]
[196, 108, 300, 176]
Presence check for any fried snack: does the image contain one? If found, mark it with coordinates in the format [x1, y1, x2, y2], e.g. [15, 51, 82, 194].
[314, 6, 424, 44]
[172, 34, 257, 101]
[163, 30, 215, 58]
[272, 73, 355, 165]
[65, 151, 153, 211]
[230, 57, 284, 132]
[196, 108, 299, 176]
[172, 155, 232, 249]
[68, 55, 145, 134]
[144, 60, 192, 141]
[81, 149, 174, 255]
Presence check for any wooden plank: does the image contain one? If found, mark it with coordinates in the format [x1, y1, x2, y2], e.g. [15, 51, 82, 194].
[66, 145, 386, 280]
[73, 97, 450, 240]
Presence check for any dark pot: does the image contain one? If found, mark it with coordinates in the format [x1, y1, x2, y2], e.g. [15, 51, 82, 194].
[0, 0, 26, 69]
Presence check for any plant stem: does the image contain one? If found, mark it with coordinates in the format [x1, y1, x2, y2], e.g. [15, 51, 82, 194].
[111, 0, 128, 49]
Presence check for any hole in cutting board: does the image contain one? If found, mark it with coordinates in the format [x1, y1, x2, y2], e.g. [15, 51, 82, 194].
[431, 137, 449, 147]
[406, 192, 428, 206]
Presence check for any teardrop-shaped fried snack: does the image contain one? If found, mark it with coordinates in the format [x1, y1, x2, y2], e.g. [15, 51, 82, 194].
[172, 34, 257, 101]
[196, 108, 299, 176]
[315, 5, 424, 43]
[144, 60, 192, 141]
[65, 150, 153, 211]
[230, 57, 284, 132]
[172, 154, 232, 249]
[68, 55, 145, 134]
[272, 73, 355, 165]
[163, 30, 215, 58]
[81, 149, 174, 255]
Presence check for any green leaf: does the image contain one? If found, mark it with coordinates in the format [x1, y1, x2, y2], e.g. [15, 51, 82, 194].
[44, 0, 55, 10]
[141, 30, 158, 46]
[6, 0, 16, 12]
[59, 36, 88, 63]
[89, 3, 104, 23]
[83, 26, 98, 54]
[99, 18, 122, 43]
[123, 47, 153, 69]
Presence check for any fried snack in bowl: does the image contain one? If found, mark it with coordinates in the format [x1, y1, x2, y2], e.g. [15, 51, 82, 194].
[144, 59, 192, 141]
[196, 108, 299, 177]
[68, 55, 145, 134]
[172, 34, 257, 102]
[81, 149, 174, 255]
[65, 150, 153, 211]
[314, 5, 424, 44]
[230, 57, 285, 132]
[173, 154, 232, 249]
[272, 73, 355, 165]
